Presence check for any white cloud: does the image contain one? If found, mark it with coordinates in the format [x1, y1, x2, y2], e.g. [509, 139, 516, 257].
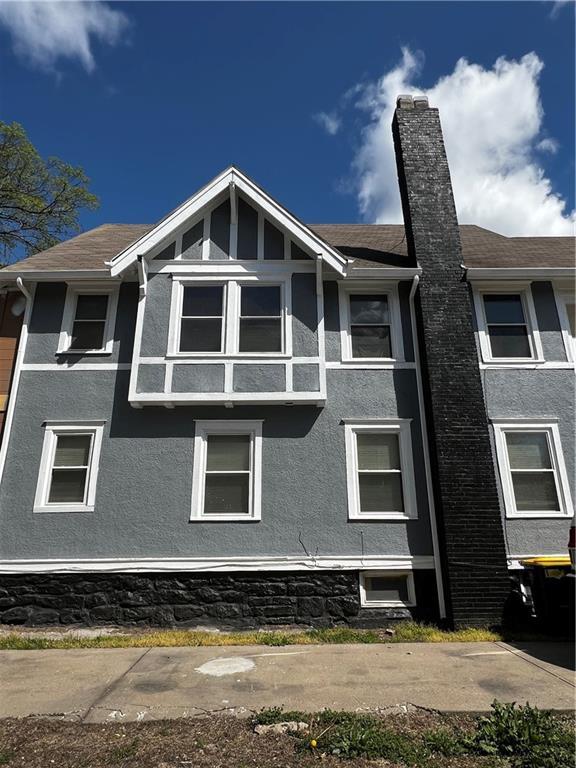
[537, 137, 559, 154]
[0, 0, 129, 73]
[347, 48, 574, 236]
[313, 111, 341, 136]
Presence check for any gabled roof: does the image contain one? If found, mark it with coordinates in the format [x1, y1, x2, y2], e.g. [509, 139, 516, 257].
[107, 166, 348, 276]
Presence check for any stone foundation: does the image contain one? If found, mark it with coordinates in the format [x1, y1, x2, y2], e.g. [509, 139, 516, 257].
[0, 570, 439, 628]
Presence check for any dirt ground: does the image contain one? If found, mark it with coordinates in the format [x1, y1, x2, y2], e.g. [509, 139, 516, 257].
[0, 711, 560, 768]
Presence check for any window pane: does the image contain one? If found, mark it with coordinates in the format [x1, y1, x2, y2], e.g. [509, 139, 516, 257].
[484, 294, 526, 324]
[54, 435, 91, 467]
[48, 468, 87, 503]
[204, 474, 249, 515]
[350, 295, 389, 324]
[206, 435, 250, 471]
[357, 433, 400, 470]
[488, 326, 531, 358]
[365, 575, 409, 603]
[70, 321, 106, 350]
[351, 326, 391, 358]
[75, 294, 108, 321]
[182, 286, 223, 317]
[241, 286, 281, 316]
[512, 472, 560, 512]
[359, 474, 404, 513]
[506, 433, 552, 470]
[180, 318, 222, 352]
[239, 318, 282, 352]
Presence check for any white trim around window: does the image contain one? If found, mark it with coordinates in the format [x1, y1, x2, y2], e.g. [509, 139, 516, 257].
[473, 283, 543, 364]
[359, 570, 416, 608]
[344, 419, 417, 520]
[33, 421, 105, 514]
[338, 282, 405, 364]
[168, 276, 291, 358]
[553, 287, 575, 364]
[57, 283, 120, 355]
[191, 420, 263, 521]
[492, 419, 573, 519]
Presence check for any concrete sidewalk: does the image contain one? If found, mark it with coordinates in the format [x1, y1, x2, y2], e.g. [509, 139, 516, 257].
[0, 641, 573, 723]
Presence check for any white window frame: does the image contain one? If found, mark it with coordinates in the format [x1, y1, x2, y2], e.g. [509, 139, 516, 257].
[492, 419, 573, 519]
[554, 287, 575, 364]
[33, 421, 105, 514]
[191, 420, 263, 521]
[168, 276, 291, 358]
[473, 283, 543, 364]
[344, 419, 417, 520]
[359, 570, 416, 608]
[339, 282, 405, 363]
[57, 283, 119, 355]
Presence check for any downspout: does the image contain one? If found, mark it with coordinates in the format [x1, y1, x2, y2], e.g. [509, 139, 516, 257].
[0, 277, 34, 483]
[409, 274, 447, 619]
[129, 257, 148, 408]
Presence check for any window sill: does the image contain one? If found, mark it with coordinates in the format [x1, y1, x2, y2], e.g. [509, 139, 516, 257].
[361, 601, 416, 609]
[189, 516, 261, 523]
[506, 511, 574, 520]
[55, 350, 112, 357]
[349, 514, 417, 522]
[33, 505, 94, 514]
[481, 357, 545, 366]
[166, 353, 290, 360]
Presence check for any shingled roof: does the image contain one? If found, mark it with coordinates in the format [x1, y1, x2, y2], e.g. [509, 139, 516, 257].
[2, 222, 574, 273]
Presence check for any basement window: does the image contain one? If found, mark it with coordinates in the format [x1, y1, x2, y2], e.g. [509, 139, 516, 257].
[360, 571, 416, 608]
[492, 421, 573, 519]
[33, 422, 105, 513]
[191, 420, 263, 521]
[58, 284, 119, 355]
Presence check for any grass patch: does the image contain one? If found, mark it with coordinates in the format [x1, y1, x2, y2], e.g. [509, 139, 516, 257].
[0, 621, 507, 650]
[254, 702, 574, 768]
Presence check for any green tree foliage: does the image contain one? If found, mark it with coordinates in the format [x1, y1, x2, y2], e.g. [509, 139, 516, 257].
[0, 121, 99, 262]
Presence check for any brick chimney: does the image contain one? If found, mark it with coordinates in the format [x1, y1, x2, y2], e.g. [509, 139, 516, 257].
[392, 95, 510, 628]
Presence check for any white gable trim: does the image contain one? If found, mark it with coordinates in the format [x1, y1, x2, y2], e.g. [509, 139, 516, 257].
[108, 167, 348, 276]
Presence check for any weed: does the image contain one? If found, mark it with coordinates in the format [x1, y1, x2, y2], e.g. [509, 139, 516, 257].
[467, 700, 575, 768]
[253, 707, 309, 726]
[422, 726, 466, 756]
[0, 752, 12, 766]
[110, 738, 139, 763]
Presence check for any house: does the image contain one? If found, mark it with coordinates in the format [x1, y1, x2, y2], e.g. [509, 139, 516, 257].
[0, 96, 573, 629]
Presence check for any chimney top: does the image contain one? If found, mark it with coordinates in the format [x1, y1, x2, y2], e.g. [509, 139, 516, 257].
[396, 94, 429, 110]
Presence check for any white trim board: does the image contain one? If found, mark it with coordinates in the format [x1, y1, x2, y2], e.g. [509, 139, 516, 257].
[108, 167, 348, 277]
[0, 555, 436, 574]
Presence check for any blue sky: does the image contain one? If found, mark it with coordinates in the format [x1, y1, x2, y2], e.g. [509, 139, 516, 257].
[0, 1, 574, 237]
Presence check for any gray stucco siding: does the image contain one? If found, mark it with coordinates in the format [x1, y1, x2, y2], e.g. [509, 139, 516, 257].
[484, 369, 575, 556]
[291, 273, 318, 357]
[25, 282, 138, 365]
[293, 364, 320, 392]
[172, 364, 225, 393]
[531, 282, 567, 362]
[137, 364, 166, 393]
[140, 273, 171, 358]
[0, 369, 433, 561]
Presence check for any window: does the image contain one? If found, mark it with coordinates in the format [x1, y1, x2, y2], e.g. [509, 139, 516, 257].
[170, 279, 288, 357]
[474, 287, 542, 363]
[33, 422, 105, 513]
[493, 421, 573, 518]
[360, 571, 416, 608]
[555, 289, 576, 362]
[339, 284, 404, 363]
[239, 285, 282, 353]
[344, 421, 417, 519]
[179, 285, 225, 353]
[58, 284, 119, 354]
[191, 420, 263, 521]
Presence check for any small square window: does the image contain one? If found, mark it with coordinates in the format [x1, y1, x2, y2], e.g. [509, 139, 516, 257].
[339, 285, 404, 364]
[360, 571, 416, 607]
[58, 285, 118, 355]
[474, 288, 542, 364]
[191, 421, 263, 521]
[34, 422, 105, 513]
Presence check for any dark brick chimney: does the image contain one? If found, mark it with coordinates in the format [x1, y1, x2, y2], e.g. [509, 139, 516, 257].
[392, 95, 510, 628]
